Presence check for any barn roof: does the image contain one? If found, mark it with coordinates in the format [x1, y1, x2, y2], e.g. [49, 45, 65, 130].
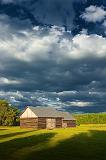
[59, 111, 76, 120]
[28, 106, 75, 120]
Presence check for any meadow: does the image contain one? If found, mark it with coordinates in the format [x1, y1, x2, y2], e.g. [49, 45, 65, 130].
[0, 125, 106, 160]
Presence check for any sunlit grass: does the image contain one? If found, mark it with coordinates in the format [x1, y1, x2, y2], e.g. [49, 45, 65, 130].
[0, 125, 106, 160]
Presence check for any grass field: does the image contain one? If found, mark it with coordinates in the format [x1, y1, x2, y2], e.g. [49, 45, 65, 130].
[0, 125, 106, 160]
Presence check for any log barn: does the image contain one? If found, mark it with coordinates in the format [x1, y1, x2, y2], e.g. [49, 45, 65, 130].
[20, 106, 76, 129]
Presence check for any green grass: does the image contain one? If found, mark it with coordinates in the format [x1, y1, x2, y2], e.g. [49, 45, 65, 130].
[0, 125, 106, 160]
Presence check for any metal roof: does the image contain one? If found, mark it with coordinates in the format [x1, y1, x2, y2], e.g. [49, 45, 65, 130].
[28, 106, 75, 120]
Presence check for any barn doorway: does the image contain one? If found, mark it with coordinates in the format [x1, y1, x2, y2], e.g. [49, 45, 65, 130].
[62, 122, 67, 128]
[46, 118, 56, 129]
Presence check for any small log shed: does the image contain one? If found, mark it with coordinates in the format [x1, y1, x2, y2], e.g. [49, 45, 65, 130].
[20, 106, 76, 129]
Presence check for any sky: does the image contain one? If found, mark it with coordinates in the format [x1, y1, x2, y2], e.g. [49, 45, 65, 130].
[0, 0, 106, 113]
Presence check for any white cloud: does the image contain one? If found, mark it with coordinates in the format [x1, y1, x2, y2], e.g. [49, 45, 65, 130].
[0, 77, 21, 85]
[81, 5, 106, 22]
[58, 91, 77, 96]
[68, 101, 92, 107]
[0, 91, 24, 99]
[0, 15, 106, 66]
[1, 26, 106, 63]
[69, 34, 106, 59]
[80, 28, 88, 34]
[103, 20, 106, 27]
[10, 96, 20, 103]
[0, 23, 65, 62]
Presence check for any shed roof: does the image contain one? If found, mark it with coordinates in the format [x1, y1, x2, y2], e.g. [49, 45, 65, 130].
[59, 111, 76, 120]
[28, 106, 75, 120]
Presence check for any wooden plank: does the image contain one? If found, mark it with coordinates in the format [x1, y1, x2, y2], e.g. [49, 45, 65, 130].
[38, 117, 46, 129]
[20, 118, 38, 128]
[56, 118, 62, 128]
[63, 120, 76, 127]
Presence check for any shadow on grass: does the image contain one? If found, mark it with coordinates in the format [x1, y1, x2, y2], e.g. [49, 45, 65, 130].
[0, 129, 8, 131]
[0, 130, 35, 139]
[0, 132, 56, 160]
[28, 130, 106, 160]
[0, 130, 106, 160]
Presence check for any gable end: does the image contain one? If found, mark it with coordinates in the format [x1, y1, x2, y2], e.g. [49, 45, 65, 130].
[20, 107, 37, 118]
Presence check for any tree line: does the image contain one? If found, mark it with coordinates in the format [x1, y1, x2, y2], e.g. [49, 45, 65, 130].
[74, 113, 106, 125]
[0, 100, 20, 126]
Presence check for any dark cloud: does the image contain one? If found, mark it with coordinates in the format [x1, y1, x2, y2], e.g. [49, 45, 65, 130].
[0, 0, 106, 35]
[0, 0, 77, 30]
[0, 0, 106, 113]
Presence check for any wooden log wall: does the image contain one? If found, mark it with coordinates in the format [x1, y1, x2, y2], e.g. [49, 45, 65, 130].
[56, 118, 63, 128]
[38, 117, 46, 129]
[20, 118, 38, 128]
[63, 120, 76, 127]
[20, 117, 76, 129]
[38, 117, 63, 129]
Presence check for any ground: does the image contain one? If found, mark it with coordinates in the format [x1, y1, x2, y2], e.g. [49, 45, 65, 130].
[0, 125, 106, 160]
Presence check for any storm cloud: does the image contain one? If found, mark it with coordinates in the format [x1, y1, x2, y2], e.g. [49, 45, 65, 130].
[0, 0, 106, 113]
